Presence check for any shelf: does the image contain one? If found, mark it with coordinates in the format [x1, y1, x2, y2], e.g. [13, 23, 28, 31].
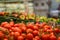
[0, 0, 24, 3]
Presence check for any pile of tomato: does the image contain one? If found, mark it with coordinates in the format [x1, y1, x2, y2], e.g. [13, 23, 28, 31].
[0, 21, 60, 40]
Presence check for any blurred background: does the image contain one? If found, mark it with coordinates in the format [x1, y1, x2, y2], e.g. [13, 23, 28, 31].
[0, 0, 60, 18]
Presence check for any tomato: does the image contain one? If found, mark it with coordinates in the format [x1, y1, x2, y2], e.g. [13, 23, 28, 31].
[1, 22, 8, 27]
[25, 39, 29, 40]
[35, 23, 40, 28]
[33, 38, 38, 40]
[43, 28, 48, 32]
[47, 29, 53, 33]
[4, 38, 8, 40]
[58, 37, 60, 40]
[27, 23, 34, 29]
[39, 22, 46, 28]
[14, 32, 20, 37]
[0, 12, 5, 16]
[33, 26, 38, 30]
[4, 24, 11, 29]
[21, 33, 26, 38]
[50, 35, 57, 40]
[0, 31, 4, 38]
[21, 26, 27, 32]
[26, 29, 33, 33]
[41, 33, 50, 40]
[27, 33, 34, 40]
[33, 30, 39, 36]
[44, 25, 51, 29]
[54, 28, 59, 33]
[19, 23, 26, 27]
[10, 32, 14, 36]
[14, 24, 20, 27]
[12, 27, 22, 33]
[35, 36, 40, 40]
[9, 21, 14, 27]
[18, 36, 24, 40]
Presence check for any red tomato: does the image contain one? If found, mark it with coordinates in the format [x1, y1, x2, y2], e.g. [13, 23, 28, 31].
[33, 30, 39, 36]
[41, 33, 50, 40]
[27, 23, 34, 29]
[35, 36, 40, 40]
[33, 26, 38, 30]
[58, 37, 60, 40]
[21, 26, 27, 32]
[27, 33, 34, 40]
[54, 28, 59, 33]
[12, 27, 22, 33]
[4, 38, 8, 40]
[9, 21, 14, 27]
[0, 12, 5, 16]
[47, 29, 53, 33]
[35, 23, 40, 28]
[14, 32, 20, 37]
[25, 39, 29, 40]
[14, 24, 20, 27]
[1, 22, 8, 27]
[19, 23, 26, 27]
[0, 31, 4, 38]
[26, 28, 33, 33]
[18, 36, 24, 40]
[4, 24, 11, 29]
[50, 35, 57, 40]
[10, 32, 14, 36]
[44, 25, 51, 29]
[39, 22, 46, 28]
[33, 38, 38, 40]
[21, 33, 26, 38]
[43, 28, 48, 32]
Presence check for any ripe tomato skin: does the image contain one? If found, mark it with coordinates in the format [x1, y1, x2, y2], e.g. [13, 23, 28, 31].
[4, 38, 8, 40]
[50, 35, 57, 40]
[58, 37, 60, 40]
[33, 38, 40, 40]
[41, 33, 50, 40]
[39, 22, 46, 28]
[0, 31, 4, 38]
[54, 28, 59, 33]
[1, 22, 8, 27]
[35, 23, 40, 27]
[26, 28, 33, 33]
[35, 36, 40, 40]
[18, 36, 24, 40]
[21, 26, 27, 32]
[27, 33, 34, 40]
[44, 25, 51, 29]
[4, 24, 11, 29]
[12, 27, 22, 33]
[10, 32, 14, 36]
[33, 30, 39, 36]
[14, 24, 20, 27]
[9, 21, 14, 27]
[27, 23, 34, 29]
[14, 32, 20, 37]
[21, 33, 26, 38]
[33, 26, 38, 30]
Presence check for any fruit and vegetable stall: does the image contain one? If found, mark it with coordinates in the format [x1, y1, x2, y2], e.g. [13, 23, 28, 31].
[0, 12, 60, 40]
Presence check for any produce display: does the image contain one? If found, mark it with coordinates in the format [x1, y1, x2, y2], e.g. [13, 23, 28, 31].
[0, 21, 60, 40]
[0, 12, 59, 23]
[0, 12, 60, 40]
